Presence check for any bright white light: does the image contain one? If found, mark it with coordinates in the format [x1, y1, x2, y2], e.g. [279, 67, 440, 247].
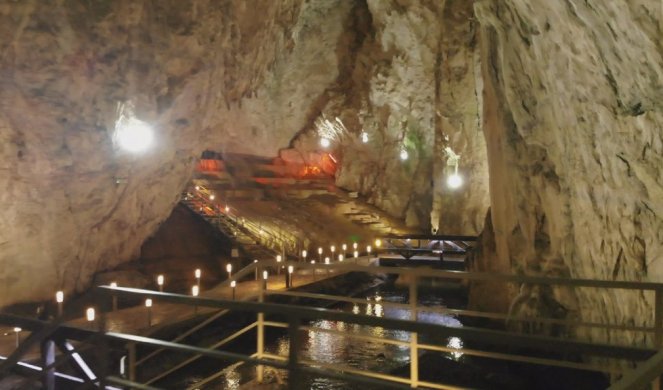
[288, 266, 294, 274]
[330, 245, 335, 253]
[360, 132, 369, 143]
[209, 194, 215, 201]
[230, 280, 236, 288]
[226, 264, 232, 273]
[447, 336, 464, 359]
[324, 257, 330, 265]
[195, 269, 201, 278]
[263, 271, 269, 280]
[145, 299, 152, 308]
[191, 285, 199, 297]
[338, 254, 344, 262]
[302, 250, 307, 258]
[352, 242, 358, 250]
[157, 275, 164, 286]
[224, 205, 230, 212]
[110, 282, 118, 288]
[400, 149, 409, 161]
[116, 117, 153, 153]
[195, 185, 200, 191]
[353, 251, 358, 258]
[367, 245, 372, 254]
[86, 308, 95, 322]
[342, 244, 347, 251]
[276, 255, 282, 262]
[375, 239, 382, 247]
[13, 327, 21, 333]
[447, 173, 463, 189]
[320, 137, 330, 148]
[56, 291, 64, 303]
[318, 247, 323, 255]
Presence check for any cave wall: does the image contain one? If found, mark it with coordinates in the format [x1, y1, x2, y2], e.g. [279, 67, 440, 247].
[288, 0, 490, 233]
[0, 0, 303, 306]
[471, 0, 663, 343]
[0, 0, 492, 307]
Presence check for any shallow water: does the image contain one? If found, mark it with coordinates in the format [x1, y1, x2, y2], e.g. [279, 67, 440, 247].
[189, 283, 464, 389]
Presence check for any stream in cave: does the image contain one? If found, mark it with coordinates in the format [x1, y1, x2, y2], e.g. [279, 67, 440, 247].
[169, 281, 466, 389]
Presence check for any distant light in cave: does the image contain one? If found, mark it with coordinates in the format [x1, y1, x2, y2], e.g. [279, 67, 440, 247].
[209, 194, 215, 200]
[320, 137, 331, 148]
[400, 148, 409, 161]
[447, 173, 463, 189]
[360, 131, 369, 143]
[115, 117, 154, 153]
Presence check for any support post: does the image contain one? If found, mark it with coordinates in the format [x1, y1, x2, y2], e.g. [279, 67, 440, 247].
[653, 289, 663, 390]
[409, 275, 418, 388]
[41, 339, 56, 390]
[128, 343, 136, 382]
[287, 316, 301, 390]
[257, 267, 265, 384]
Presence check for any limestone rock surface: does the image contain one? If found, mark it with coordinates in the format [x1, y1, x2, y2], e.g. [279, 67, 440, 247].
[471, 0, 663, 344]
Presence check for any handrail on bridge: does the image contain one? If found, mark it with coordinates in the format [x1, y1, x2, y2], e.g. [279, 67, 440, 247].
[2, 260, 663, 389]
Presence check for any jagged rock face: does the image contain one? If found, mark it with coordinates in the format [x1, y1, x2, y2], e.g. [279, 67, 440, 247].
[0, 0, 302, 306]
[288, 0, 490, 233]
[0, 0, 490, 306]
[471, 0, 663, 343]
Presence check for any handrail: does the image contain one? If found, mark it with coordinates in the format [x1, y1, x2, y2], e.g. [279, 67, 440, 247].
[609, 350, 663, 389]
[96, 286, 655, 360]
[136, 262, 260, 366]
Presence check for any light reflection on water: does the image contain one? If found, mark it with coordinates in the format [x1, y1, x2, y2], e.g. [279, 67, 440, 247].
[205, 286, 464, 389]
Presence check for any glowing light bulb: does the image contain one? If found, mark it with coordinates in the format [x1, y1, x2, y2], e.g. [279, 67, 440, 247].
[226, 264, 232, 273]
[276, 255, 282, 263]
[195, 269, 201, 278]
[263, 271, 269, 280]
[13, 327, 21, 333]
[115, 117, 153, 153]
[55, 291, 64, 303]
[110, 282, 118, 288]
[86, 308, 95, 322]
[288, 265, 294, 274]
[225, 205, 230, 212]
[157, 275, 164, 286]
[325, 257, 330, 265]
[447, 173, 463, 189]
[320, 137, 330, 148]
[352, 242, 358, 250]
[191, 285, 199, 297]
[145, 299, 152, 308]
[375, 239, 382, 248]
[338, 254, 344, 262]
[400, 148, 409, 161]
[302, 250, 307, 258]
[209, 194, 215, 200]
[342, 244, 347, 251]
[318, 247, 323, 255]
[360, 132, 369, 143]
[353, 251, 358, 258]
[230, 280, 236, 288]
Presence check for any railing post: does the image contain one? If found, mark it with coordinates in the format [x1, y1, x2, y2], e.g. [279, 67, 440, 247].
[128, 342, 136, 382]
[257, 266, 265, 384]
[653, 289, 663, 390]
[288, 316, 301, 390]
[410, 274, 419, 388]
[41, 338, 56, 390]
[655, 288, 663, 347]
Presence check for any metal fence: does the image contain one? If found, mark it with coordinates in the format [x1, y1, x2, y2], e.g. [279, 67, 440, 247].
[1, 260, 663, 389]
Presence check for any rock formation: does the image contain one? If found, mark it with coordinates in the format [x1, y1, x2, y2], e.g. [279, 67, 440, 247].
[470, 0, 663, 344]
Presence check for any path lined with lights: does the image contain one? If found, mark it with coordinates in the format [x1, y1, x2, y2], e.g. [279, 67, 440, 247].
[0, 257, 376, 363]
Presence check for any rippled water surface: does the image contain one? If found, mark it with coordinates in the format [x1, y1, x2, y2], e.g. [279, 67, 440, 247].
[193, 283, 464, 389]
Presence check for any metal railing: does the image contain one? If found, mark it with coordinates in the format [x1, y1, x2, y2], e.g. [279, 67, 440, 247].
[2, 260, 663, 389]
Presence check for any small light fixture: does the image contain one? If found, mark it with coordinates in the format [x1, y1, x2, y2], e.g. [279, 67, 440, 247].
[325, 257, 330, 265]
[352, 242, 358, 250]
[56, 291, 64, 303]
[342, 244, 347, 251]
[400, 148, 409, 161]
[317, 247, 323, 255]
[226, 263, 233, 276]
[191, 285, 199, 297]
[145, 298, 153, 308]
[367, 245, 372, 254]
[225, 205, 230, 212]
[209, 194, 215, 201]
[360, 131, 369, 143]
[302, 250, 307, 259]
[320, 137, 331, 148]
[276, 255, 282, 263]
[195, 269, 201, 279]
[353, 251, 359, 258]
[157, 275, 164, 286]
[110, 282, 118, 288]
[115, 117, 154, 153]
[86, 308, 95, 322]
[288, 265, 294, 274]
[263, 270, 269, 280]
[195, 185, 200, 191]
[338, 254, 344, 262]
[374, 239, 382, 248]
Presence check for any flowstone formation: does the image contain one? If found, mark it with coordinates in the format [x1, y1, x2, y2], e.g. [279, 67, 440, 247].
[469, 0, 663, 345]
